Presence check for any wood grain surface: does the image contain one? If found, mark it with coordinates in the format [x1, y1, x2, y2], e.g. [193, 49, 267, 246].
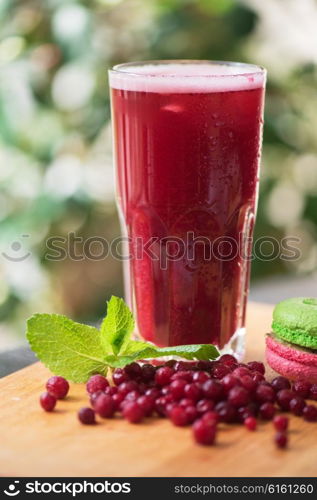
[0, 302, 316, 477]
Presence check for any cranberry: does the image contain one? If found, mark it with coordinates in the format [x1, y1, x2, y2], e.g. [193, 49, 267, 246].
[255, 384, 275, 403]
[215, 401, 237, 423]
[145, 387, 161, 400]
[247, 402, 260, 416]
[185, 405, 199, 423]
[192, 419, 216, 445]
[240, 375, 257, 393]
[251, 371, 265, 383]
[124, 362, 142, 379]
[244, 416, 257, 431]
[309, 384, 317, 400]
[259, 402, 276, 420]
[184, 383, 202, 402]
[155, 396, 170, 417]
[112, 392, 124, 410]
[202, 411, 220, 425]
[247, 361, 265, 374]
[196, 399, 215, 414]
[196, 361, 213, 371]
[232, 367, 250, 379]
[273, 415, 289, 431]
[78, 407, 95, 425]
[271, 376, 291, 392]
[86, 374, 109, 394]
[192, 371, 210, 384]
[222, 374, 240, 392]
[118, 380, 138, 396]
[292, 380, 311, 399]
[169, 379, 187, 400]
[164, 360, 176, 368]
[277, 389, 296, 411]
[213, 364, 231, 379]
[303, 405, 317, 422]
[113, 368, 129, 386]
[289, 396, 306, 416]
[169, 406, 189, 426]
[171, 371, 192, 383]
[174, 361, 192, 371]
[275, 431, 288, 449]
[40, 392, 56, 412]
[179, 398, 196, 408]
[46, 376, 69, 399]
[94, 394, 115, 418]
[104, 386, 118, 396]
[90, 390, 104, 406]
[125, 390, 141, 401]
[228, 386, 250, 408]
[202, 379, 223, 401]
[141, 364, 156, 381]
[161, 386, 170, 396]
[237, 407, 254, 423]
[155, 366, 174, 386]
[218, 354, 237, 367]
[123, 401, 144, 423]
[137, 395, 155, 416]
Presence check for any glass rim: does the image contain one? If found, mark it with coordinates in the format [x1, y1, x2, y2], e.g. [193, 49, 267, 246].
[110, 59, 266, 79]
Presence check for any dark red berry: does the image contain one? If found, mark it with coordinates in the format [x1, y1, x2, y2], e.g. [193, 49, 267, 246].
[113, 368, 129, 386]
[124, 362, 142, 379]
[171, 371, 192, 383]
[78, 407, 95, 425]
[228, 386, 250, 408]
[215, 401, 237, 423]
[192, 371, 210, 384]
[46, 376, 69, 400]
[123, 401, 144, 423]
[118, 380, 139, 396]
[155, 366, 174, 386]
[277, 389, 296, 411]
[289, 396, 306, 416]
[255, 384, 275, 403]
[232, 366, 250, 378]
[141, 364, 156, 381]
[192, 419, 216, 445]
[145, 387, 161, 400]
[125, 390, 141, 401]
[202, 379, 223, 401]
[213, 364, 231, 379]
[218, 354, 237, 367]
[247, 361, 265, 374]
[40, 392, 56, 412]
[251, 371, 265, 383]
[185, 405, 199, 423]
[174, 361, 192, 372]
[244, 416, 257, 431]
[155, 396, 170, 417]
[239, 375, 257, 393]
[292, 380, 311, 399]
[196, 399, 215, 414]
[184, 383, 202, 402]
[222, 374, 240, 392]
[169, 406, 189, 426]
[271, 376, 291, 392]
[275, 431, 288, 449]
[137, 395, 155, 416]
[164, 360, 176, 368]
[273, 415, 289, 431]
[238, 407, 254, 423]
[112, 392, 124, 410]
[309, 384, 317, 400]
[94, 394, 115, 418]
[86, 375, 109, 394]
[90, 390, 104, 406]
[196, 361, 214, 371]
[179, 398, 196, 408]
[169, 379, 186, 400]
[104, 386, 118, 396]
[202, 411, 219, 425]
[303, 405, 317, 422]
[259, 402, 276, 420]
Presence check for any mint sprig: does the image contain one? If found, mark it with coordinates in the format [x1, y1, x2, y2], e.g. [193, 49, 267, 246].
[26, 296, 219, 382]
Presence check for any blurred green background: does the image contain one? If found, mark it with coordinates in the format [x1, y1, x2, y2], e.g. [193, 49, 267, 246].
[1, 0, 317, 348]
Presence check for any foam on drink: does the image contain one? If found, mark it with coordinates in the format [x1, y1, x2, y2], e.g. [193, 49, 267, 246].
[109, 62, 266, 94]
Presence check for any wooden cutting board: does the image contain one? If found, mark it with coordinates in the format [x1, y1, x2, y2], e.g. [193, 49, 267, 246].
[0, 302, 316, 478]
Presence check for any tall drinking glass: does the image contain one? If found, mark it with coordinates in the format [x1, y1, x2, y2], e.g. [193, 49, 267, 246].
[109, 60, 266, 357]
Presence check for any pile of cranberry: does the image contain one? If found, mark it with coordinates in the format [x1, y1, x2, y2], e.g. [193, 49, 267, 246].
[40, 355, 317, 448]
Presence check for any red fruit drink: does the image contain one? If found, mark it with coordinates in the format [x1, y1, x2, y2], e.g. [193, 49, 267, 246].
[109, 61, 266, 355]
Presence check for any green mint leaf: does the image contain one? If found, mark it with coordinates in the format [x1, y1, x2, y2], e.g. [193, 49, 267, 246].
[26, 314, 108, 382]
[101, 296, 135, 355]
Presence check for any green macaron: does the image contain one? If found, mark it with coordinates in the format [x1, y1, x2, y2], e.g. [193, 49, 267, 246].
[272, 297, 317, 350]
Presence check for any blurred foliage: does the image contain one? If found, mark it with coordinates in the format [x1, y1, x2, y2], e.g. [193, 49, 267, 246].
[0, 0, 317, 340]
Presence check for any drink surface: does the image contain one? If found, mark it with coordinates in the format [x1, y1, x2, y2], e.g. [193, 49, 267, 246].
[110, 63, 265, 348]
